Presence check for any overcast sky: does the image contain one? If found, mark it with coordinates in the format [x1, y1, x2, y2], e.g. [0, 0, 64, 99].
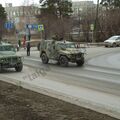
[1, 0, 98, 7]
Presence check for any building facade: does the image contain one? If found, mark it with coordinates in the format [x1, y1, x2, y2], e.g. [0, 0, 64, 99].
[5, 3, 41, 31]
[72, 1, 95, 15]
[70, 1, 96, 41]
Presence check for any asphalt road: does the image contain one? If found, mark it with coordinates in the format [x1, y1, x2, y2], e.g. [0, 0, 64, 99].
[21, 47, 120, 96]
[1, 46, 120, 119]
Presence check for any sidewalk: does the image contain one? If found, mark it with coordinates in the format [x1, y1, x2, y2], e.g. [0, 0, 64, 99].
[1, 66, 120, 119]
[0, 80, 118, 120]
[18, 47, 39, 59]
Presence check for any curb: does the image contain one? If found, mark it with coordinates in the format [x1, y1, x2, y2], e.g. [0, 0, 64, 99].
[0, 75, 120, 119]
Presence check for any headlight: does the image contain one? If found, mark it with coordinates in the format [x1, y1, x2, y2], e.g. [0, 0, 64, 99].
[81, 53, 84, 57]
[80, 48, 86, 53]
[0, 58, 5, 63]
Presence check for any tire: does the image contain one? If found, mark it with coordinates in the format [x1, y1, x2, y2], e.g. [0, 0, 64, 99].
[15, 63, 23, 72]
[113, 43, 116, 47]
[41, 53, 49, 64]
[76, 58, 84, 66]
[59, 56, 68, 67]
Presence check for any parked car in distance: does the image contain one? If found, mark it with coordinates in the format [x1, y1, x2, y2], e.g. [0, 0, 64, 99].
[104, 35, 120, 47]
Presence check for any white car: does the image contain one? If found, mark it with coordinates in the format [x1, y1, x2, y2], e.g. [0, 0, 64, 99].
[104, 35, 120, 47]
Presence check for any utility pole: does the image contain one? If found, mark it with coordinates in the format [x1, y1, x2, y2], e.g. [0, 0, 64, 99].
[25, 0, 31, 42]
[78, 8, 82, 41]
[94, 0, 99, 42]
[78, 9, 80, 41]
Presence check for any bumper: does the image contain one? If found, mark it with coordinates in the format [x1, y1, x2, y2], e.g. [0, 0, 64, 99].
[0, 62, 21, 68]
[104, 42, 113, 46]
[68, 54, 84, 62]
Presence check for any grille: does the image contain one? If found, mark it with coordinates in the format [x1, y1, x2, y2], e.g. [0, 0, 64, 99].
[76, 53, 82, 58]
[6, 57, 17, 63]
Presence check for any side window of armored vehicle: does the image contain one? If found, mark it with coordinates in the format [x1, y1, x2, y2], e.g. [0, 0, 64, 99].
[40, 42, 44, 50]
[44, 42, 47, 49]
[57, 43, 61, 49]
[56, 43, 62, 50]
[59, 43, 66, 50]
[41, 41, 47, 50]
[47, 42, 51, 50]
[52, 42, 55, 49]
[56, 43, 60, 50]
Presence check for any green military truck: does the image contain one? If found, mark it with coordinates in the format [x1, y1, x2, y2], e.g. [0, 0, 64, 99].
[0, 42, 23, 72]
[40, 40, 85, 67]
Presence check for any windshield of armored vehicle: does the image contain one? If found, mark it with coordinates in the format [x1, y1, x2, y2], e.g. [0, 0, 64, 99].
[65, 43, 76, 48]
[0, 45, 15, 51]
[58, 43, 76, 49]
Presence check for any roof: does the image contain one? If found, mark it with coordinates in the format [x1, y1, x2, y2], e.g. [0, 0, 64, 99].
[56, 41, 72, 44]
[113, 35, 120, 37]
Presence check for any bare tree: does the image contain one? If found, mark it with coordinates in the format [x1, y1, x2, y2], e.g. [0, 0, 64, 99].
[97, 0, 120, 41]
[0, 4, 7, 39]
[37, 0, 73, 40]
[98, 6, 120, 41]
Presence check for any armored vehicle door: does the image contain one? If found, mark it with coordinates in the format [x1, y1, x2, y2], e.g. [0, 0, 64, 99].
[47, 41, 57, 59]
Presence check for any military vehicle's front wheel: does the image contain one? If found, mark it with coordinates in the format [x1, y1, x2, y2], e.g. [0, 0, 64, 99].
[15, 63, 23, 72]
[41, 53, 49, 64]
[76, 58, 84, 66]
[59, 56, 68, 67]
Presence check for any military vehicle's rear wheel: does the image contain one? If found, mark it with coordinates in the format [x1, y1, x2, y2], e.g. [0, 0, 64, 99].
[76, 58, 84, 66]
[59, 56, 68, 67]
[41, 53, 49, 64]
[15, 63, 23, 72]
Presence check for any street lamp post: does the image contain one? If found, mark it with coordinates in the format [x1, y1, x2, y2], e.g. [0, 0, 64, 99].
[78, 8, 82, 41]
[94, 0, 100, 42]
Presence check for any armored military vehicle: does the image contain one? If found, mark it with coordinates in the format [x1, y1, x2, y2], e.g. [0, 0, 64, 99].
[40, 40, 85, 67]
[0, 42, 23, 72]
